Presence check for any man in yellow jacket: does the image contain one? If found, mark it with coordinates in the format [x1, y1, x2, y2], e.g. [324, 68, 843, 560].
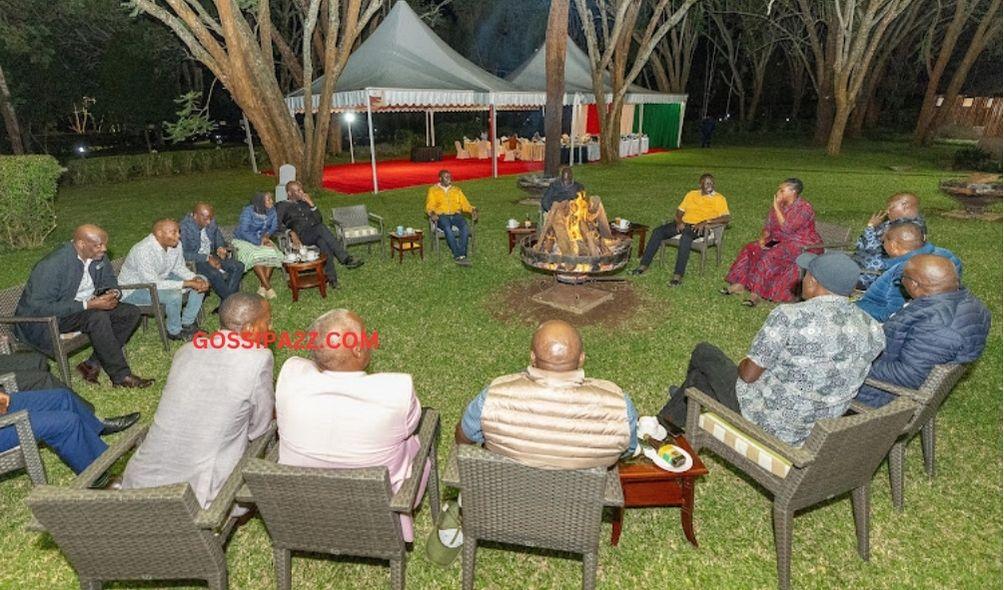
[425, 170, 478, 266]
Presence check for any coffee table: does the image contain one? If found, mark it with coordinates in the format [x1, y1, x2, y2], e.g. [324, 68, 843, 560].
[612, 435, 707, 547]
[507, 225, 537, 254]
[610, 222, 649, 258]
[389, 230, 424, 263]
[283, 256, 328, 302]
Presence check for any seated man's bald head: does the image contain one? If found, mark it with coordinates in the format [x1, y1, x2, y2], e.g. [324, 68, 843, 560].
[531, 320, 584, 372]
[310, 309, 370, 372]
[73, 224, 106, 242]
[887, 192, 920, 219]
[219, 293, 268, 332]
[903, 254, 959, 297]
[883, 221, 924, 257]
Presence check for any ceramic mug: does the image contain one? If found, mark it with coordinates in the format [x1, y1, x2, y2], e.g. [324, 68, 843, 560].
[507, 218, 519, 229]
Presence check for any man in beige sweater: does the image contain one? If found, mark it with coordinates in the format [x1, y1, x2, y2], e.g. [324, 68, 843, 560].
[455, 320, 638, 469]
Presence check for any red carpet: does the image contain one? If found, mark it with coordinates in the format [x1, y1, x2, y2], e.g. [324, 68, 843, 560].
[322, 155, 542, 194]
[319, 148, 670, 194]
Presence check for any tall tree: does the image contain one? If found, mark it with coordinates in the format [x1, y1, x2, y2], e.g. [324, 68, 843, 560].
[645, 0, 702, 93]
[914, 0, 1002, 144]
[544, 0, 570, 177]
[574, 0, 698, 163]
[0, 62, 22, 154]
[127, 0, 385, 186]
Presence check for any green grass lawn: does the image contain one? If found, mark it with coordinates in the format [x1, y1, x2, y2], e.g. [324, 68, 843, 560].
[0, 139, 1000, 589]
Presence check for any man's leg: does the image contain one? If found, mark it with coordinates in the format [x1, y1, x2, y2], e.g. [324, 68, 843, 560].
[58, 310, 132, 382]
[673, 226, 699, 277]
[437, 215, 464, 258]
[659, 342, 740, 430]
[195, 260, 233, 300]
[221, 258, 245, 297]
[454, 215, 470, 256]
[5, 388, 107, 473]
[303, 226, 350, 285]
[158, 290, 185, 335]
[178, 289, 205, 330]
[637, 223, 680, 268]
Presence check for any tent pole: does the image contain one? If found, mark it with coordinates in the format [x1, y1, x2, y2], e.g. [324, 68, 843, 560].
[570, 98, 576, 168]
[639, 103, 644, 134]
[241, 113, 258, 174]
[677, 101, 687, 149]
[431, 111, 436, 147]
[490, 97, 497, 178]
[347, 114, 356, 164]
[425, 111, 430, 146]
[366, 91, 378, 194]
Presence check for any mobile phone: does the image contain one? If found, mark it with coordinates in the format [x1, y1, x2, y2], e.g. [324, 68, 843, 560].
[764, 239, 780, 248]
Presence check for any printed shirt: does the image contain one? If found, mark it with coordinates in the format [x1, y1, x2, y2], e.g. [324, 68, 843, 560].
[854, 215, 927, 288]
[677, 190, 730, 225]
[736, 295, 885, 446]
[425, 184, 474, 215]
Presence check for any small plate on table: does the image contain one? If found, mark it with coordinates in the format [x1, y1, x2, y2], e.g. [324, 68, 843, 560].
[642, 443, 693, 473]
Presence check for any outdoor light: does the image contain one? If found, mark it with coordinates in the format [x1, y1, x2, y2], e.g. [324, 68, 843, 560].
[344, 112, 356, 123]
[344, 111, 356, 163]
[75, 144, 89, 157]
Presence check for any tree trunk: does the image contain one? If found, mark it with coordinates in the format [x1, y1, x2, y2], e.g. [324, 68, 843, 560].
[327, 114, 342, 156]
[849, 60, 886, 137]
[913, 0, 969, 144]
[544, 0, 570, 177]
[826, 91, 853, 155]
[812, 34, 836, 145]
[790, 59, 806, 120]
[0, 62, 25, 155]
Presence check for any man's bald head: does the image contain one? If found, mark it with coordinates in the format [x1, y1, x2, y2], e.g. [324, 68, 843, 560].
[886, 192, 920, 220]
[310, 309, 370, 372]
[901, 254, 959, 299]
[72, 224, 109, 260]
[152, 218, 181, 248]
[193, 202, 215, 228]
[530, 320, 584, 372]
[883, 221, 925, 257]
[219, 293, 268, 332]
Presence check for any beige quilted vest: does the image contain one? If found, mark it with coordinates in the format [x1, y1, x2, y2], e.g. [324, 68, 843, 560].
[481, 366, 630, 469]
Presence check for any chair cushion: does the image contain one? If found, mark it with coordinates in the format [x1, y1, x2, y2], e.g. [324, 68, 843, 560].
[667, 234, 714, 246]
[60, 332, 82, 340]
[698, 412, 791, 478]
[343, 226, 379, 240]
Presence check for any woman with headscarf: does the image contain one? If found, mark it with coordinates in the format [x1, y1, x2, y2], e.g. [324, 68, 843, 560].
[233, 192, 284, 299]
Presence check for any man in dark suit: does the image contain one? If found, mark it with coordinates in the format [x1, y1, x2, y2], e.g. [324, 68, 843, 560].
[15, 225, 152, 388]
[277, 181, 362, 289]
[179, 202, 244, 304]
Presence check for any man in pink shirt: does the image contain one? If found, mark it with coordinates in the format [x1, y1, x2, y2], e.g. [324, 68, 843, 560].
[275, 309, 427, 541]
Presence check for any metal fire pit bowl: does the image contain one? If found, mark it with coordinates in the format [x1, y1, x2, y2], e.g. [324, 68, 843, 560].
[520, 235, 632, 283]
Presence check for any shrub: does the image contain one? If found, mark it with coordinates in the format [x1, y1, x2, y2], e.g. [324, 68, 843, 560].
[62, 146, 266, 186]
[0, 155, 63, 249]
[952, 146, 1002, 172]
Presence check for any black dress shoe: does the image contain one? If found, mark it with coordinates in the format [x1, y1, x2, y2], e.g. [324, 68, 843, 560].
[629, 267, 647, 276]
[343, 257, 364, 269]
[99, 412, 140, 436]
[76, 362, 100, 384]
[112, 375, 154, 389]
[167, 331, 188, 342]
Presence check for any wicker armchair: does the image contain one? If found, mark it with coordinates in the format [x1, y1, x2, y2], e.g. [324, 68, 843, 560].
[331, 205, 384, 253]
[0, 370, 47, 486]
[803, 220, 854, 252]
[0, 284, 95, 386]
[658, 223, 729, 274]
[429, 216, 477, 257]
[243, 408, 441, 590]
[109, 258, 170, 350]
[850, 364, 968, 511]
[684, 387, 916, 590]
[27, 421, 277, 590]
[455, 444, 616, 590]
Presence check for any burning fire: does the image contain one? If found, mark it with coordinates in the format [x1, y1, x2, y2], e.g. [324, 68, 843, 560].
[523, 193, 632, 275]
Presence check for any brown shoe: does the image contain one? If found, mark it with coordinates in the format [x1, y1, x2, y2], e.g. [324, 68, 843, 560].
[112, 374, 154, 389]
[76, 362, 100, 384]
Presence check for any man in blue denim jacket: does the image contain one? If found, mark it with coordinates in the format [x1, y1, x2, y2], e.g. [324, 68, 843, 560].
[180, 203, 244, 305]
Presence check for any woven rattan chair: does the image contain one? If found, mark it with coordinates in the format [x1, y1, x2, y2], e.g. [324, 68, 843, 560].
[684, 387, 916, 590]
[456, 444, 613, 590]
[331, 205, 384, 253]
[0, 369, 47, 486]
[658, 223, 729, 274]
[429, 216, 477, 257]
[27, 421, 277, 590]
[0, 284, 96, 386]
[243, 408, 441, 590]
[109, 258, 170, 350]
[803, 220, 854, 252]
[850, 364, 968, 511]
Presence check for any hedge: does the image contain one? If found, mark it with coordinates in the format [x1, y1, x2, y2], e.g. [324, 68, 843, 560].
[63, 146, 267, 186]
[0, 155, 62, 249]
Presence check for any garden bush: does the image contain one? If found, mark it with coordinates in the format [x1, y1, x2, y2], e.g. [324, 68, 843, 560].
[952, 146, 1002, 172]
[63, 146, 266, 186]
[0, 155, 62, 249]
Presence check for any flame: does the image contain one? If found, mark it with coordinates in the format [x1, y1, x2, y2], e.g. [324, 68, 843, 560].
[565, 192, 591, 247]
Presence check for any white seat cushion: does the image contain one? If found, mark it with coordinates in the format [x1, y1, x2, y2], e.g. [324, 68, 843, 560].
[60, 331, 83, 340]
[699, 411, 791, 478]
[343, 226, 379, 240]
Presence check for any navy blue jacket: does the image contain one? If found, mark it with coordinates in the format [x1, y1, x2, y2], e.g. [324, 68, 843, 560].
[857, 242, 962, 322]
[179, 214, 228, 263]
[861, 288, 990, 398]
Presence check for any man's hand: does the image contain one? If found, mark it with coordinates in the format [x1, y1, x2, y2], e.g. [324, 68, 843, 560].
[289, 232, 302, 249]
[87, 292, 119, 311]
[206, 255, 222, 270]
[261, 236, 274, 247]
[867, 210, 887, 227]
[694, 222, 708, 233]
[216, 246, 229, 259]
[676, 221, 687, 233]
[184, 278, 210, 293]
[301, 193, 315, 208]
[0, 390, 8, 415]
[429, 214, 439, 225]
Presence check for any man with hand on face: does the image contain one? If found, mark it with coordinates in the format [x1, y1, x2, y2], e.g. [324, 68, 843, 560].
[180, 202, 244, 305]
[119, 219, 210, 341]
[15, 224, 151, 388]
[630, 173, 731, 286]
[277, 181, 363, 289]
[855, 192, 926, 289]
[425, 169, 478, 266]
[456, 319, 638, 469]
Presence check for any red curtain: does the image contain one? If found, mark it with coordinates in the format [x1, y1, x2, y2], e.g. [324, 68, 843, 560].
[586, 105, 601, 134]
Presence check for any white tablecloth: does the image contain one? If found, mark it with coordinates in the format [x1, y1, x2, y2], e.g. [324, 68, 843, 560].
[641, 136, 649, 153]
[587, 143, 601, 161]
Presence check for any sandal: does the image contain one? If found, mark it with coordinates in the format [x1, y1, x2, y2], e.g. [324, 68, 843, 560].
[718, 287, 732, 296]
[668, 277, 682, 287]
[741, 298, 758, 308]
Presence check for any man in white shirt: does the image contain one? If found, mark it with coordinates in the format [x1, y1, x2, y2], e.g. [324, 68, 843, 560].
[119, 219, 210, 341]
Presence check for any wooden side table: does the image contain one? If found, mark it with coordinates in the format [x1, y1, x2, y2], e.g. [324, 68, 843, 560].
[507, 225, 537, 254]
[283, 256, 328, 302]
[389, 230, 424, 263]
[610, 223, 649, 258]
[612, 435, 707, 547]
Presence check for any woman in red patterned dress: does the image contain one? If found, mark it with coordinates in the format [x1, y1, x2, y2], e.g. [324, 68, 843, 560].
[722, 178, 821, 306]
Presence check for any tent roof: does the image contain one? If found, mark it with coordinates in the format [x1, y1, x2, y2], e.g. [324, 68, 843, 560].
[507, 38, 687, 105]
[286, 1, 540, 113]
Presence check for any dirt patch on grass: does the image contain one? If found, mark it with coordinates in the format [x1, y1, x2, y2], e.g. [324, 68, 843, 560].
[488, 277, 657, 328]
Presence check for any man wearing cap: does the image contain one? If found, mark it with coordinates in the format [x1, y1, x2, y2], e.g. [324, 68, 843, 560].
[659, 252, 884, 446]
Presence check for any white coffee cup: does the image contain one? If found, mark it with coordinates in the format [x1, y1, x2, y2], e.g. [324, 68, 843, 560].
[619, 219, 630, 230]
[405, 227, 414, 235]
[507, 218, 519, 229]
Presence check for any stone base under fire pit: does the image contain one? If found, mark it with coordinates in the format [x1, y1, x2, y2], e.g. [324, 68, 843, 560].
[531, 284, 614, 315]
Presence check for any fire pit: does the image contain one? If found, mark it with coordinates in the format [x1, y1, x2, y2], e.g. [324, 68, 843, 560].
[939, 176, 1002, 218]
[521, 235, 632, 283]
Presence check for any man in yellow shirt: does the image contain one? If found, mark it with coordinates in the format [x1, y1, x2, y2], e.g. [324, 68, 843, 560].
[426, 170, 478, 266]
[630, 173, 730, 285]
